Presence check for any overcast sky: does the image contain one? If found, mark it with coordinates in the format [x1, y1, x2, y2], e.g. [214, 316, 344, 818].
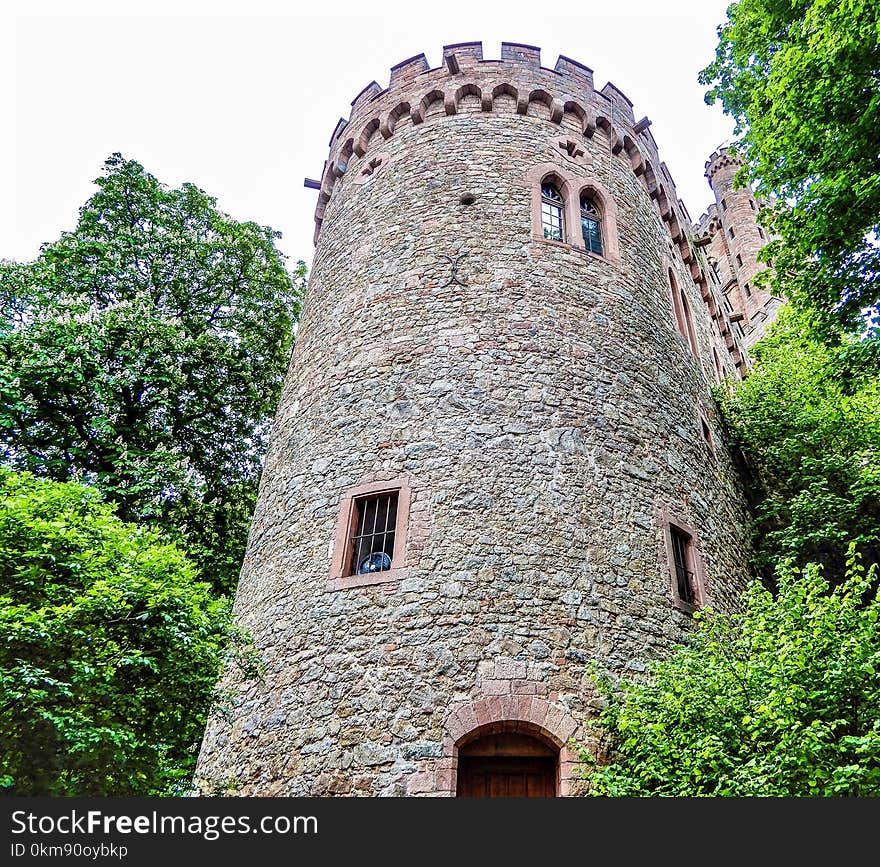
[2, 0, 736, 269]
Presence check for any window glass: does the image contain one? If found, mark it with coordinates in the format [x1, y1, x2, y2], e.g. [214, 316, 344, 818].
[580, 196, 603, 255]
[541, 183, 564, 241]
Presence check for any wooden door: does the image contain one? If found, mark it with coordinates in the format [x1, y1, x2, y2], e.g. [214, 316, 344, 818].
[456, 732, 558, 797]
[457, 756, 556, 797]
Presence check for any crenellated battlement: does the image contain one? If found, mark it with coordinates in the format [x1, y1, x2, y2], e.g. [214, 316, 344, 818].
[303, 41, 749, 374]
[327, 41, 611, 149]
[321, 41, 647, 157]
[330, 42, 633, 153]
[705, 146, 743, 181]
[312, 42, 665, 244]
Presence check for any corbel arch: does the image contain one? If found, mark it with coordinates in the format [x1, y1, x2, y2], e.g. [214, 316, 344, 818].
[454, 82, 482, 113]
[491, 82, 519, 114]
[562, 100, 588, 135]
[354, 117, 380, 157]
[380, 102, 411, 139]
[336, 138, 354, 175]
[417, 89, 446, 123]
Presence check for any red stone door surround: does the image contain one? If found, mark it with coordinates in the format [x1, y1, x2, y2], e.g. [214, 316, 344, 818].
[407, 693, 584, 796]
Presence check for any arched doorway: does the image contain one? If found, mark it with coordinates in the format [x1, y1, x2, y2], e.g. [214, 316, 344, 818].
[456, 726, 559, 797]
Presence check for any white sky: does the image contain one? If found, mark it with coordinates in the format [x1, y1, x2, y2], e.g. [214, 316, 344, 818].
[1, 0, 735, 269]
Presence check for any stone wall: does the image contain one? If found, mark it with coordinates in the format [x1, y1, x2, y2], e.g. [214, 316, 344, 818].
[195, 42, 754, 797]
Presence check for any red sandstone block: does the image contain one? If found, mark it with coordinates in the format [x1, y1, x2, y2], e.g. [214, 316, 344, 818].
[494, 658, 527, 680]
[486, 695, 505, 723]
[543, 705, 570, 741]
[456, 704, 479, 735]
[560, 745, 579, 765]
[474, 700, 494, 726]
[435, 767, 455, 791]
[555, 714, 579, 744]
[524, 696, 546, 724]
[482, 678, 511, 696]
[511, 679, 537, 695]
[499, 695, 520, 721]
[446, 712, 468, 742]
[406, 772, 431, 794]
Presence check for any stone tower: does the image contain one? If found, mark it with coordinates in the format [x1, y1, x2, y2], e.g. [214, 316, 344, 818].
[196, 42, 759, 797]
[697, 148, 783, 348]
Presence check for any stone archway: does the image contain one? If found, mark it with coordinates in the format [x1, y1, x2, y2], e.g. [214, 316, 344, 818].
[429, 695, 583, 797]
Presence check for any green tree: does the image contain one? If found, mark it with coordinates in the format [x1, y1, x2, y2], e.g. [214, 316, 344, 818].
[0, 470, 253, 796]
[0, 154, 305, 592]
[585, 551, 880, 796]
[699, 0, 880, 330]
[716, 305, 880, 583]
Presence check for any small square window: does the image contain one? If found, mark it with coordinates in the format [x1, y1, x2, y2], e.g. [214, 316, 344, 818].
[349, 492, 398, 576]
[729, 226, 735, 239]
[329, 480, 411, 590]
[736, 253, 743, 267]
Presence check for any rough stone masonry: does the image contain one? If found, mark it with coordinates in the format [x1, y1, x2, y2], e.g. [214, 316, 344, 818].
[195, 41, 777, 797]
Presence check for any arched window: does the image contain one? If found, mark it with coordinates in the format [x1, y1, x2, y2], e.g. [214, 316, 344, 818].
[678, 289, 698, 355]
[527, 166, 620, 263]
[580, 195, 603, 255]
[669, 269, 698, 356]
[541, 183, 564, 241]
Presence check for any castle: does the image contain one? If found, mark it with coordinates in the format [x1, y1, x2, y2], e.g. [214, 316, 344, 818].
[195, 42, 779, 797]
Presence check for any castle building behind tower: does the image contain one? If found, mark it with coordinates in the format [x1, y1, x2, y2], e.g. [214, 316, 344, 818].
[196, 42, 778, 797]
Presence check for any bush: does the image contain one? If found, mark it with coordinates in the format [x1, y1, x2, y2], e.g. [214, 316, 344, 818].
[585, 551, 880, 796]
[0, 469, 249, 795]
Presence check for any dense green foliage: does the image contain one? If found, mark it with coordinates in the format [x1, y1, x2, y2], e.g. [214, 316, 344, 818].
[0, 154, 305, 592]
[700, 0, 880, 330]
[586, 2, 880, 794]
[716, 306, 880, 583]
[0, 470, 251, 796]
[585, 552, 880, 796]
